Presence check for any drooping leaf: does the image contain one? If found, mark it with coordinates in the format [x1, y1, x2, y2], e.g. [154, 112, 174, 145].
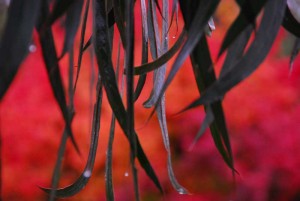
[48, 48, 75, 201]
[282, 6, 300, 37]
[189, 35, 234, 170]
[0, 0, 40, 99]
[46, 0, 74, 26]
[105, 115, 116, 201]
[113, 0, 126, 47]
[74, 0, 90, 91]
[36, 0, 80, 154]
[134, 0, 149, 101]
[59, 0, 84, 59]
[220, 25, 252, 77]
[152, 0, 220, 112]
[125, 0, 140, 199]
[92, 0, 163, 193]
[41, 76, 103, 198]
[185, 0, 287, 107]
[218, 0, 267, 58]
[133, 30, 186, 75]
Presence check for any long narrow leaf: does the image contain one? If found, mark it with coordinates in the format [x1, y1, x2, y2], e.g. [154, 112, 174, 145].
[36, 0, 80, 154]
[184, 0, 287, 107]
[92, 0, 163, 193]
[0, 0, 40, 99]
[41, 76, 103, 198]
[282, 6, 300, 37]
[133, 30, 186, 75]
[218, 0, 267, 58]
[189, 36, 234, 170]
[59, 0, 84, 59]
[74, 0, 90, 91]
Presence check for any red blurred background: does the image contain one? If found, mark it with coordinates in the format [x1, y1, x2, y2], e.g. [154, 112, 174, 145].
[1, 1, 300, 200]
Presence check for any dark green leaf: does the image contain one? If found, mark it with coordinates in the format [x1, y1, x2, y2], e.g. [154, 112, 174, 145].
[0, 0, 40, 99]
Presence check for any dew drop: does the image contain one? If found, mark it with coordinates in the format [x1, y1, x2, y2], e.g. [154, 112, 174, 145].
[124, 172, 129, 177]
[172, 36, 176, 39]
[178, 188, 186, 195]
[83, 170, 91, 178]
[29, 44, 37, 53]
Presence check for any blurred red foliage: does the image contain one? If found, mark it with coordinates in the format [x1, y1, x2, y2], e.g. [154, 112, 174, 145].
[1, 1, 300, 201]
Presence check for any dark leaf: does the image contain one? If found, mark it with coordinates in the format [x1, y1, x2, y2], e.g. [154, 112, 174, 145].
[185, 0, 287, 107]
[134, 0, 149, 102]
[125, 0, 140, 199]
[74, 0, 90, 91]
[218, 0, 267, 58]
[0, 0, 40, 99]
[36, 0, 80, 154]
[41, 76, 103, 198]
[153, 0, 220, 111]
[46, 0, 74, 26]
[189, 36, 234, 170]
[282, 6, 300, 37]
[220, 25, 252, 77]
[133, 30, 186, 75]
[59, 0, 84, 59]
[92, 0, 163, 193]
[48, 48, 75, 201]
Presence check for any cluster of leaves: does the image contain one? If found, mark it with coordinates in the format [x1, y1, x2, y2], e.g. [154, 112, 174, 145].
[1, 0, 300, 200]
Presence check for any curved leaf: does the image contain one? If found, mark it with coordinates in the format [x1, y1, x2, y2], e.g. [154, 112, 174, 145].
[41, 77, 103, 198]
[133, 30, 186, 75]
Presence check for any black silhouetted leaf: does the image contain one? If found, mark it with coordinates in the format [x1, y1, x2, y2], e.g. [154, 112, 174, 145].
[189, 36, 234, 170]
[153, 0, 220, 111]
[185, 0, 287, 107]
[48, 48, 75, 201]
[92, 0, 163, 193]
[46, 0, 74, 26]
[59, 0, 84, 59]
[218, 0, 267, 58]
[41, 76, 103, 198]
[74, 0, 90, 91]
[36, 0, 80, 154]
[220, 25, 252, 77]
[134, 0, 148, 101]
[0, 0, 40, 99]
[282, 6, 300, 37]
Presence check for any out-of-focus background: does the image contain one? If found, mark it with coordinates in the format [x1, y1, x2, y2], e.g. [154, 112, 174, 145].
[1, 1, 300, 200]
